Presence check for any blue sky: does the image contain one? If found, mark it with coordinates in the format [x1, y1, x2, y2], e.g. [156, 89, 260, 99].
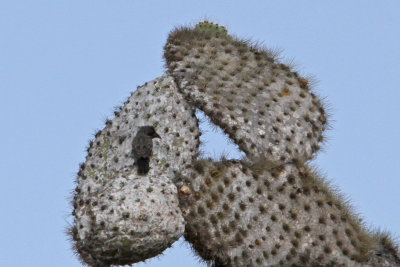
[1, 1, 399, 266]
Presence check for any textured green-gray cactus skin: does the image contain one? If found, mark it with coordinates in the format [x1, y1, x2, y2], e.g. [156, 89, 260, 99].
[177, 160, 372, 266]
[70, 21, 400, 267]
[165, 22, 327, 164]
[70, 76, 200, 266]
[165, 22, 399, 267]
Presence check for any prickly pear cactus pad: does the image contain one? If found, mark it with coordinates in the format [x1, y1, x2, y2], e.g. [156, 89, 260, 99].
[70, 76, 200, 266]
[176, 159, 375, 267]
[164, 21, 328, 163]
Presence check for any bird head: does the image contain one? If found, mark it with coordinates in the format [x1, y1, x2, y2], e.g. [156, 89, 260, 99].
[139, 126, 161, 139]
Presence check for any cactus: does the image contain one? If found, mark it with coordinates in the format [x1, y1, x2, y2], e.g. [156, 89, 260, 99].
[69, 76, 200, 266]
[69, 21, 400, 266]
[164, 21, 399, 267]
[176, 159, 374, 266]
[164, 21, 327, 164]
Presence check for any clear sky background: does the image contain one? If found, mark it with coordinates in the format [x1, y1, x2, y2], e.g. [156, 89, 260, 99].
[1, 1, 399, 266]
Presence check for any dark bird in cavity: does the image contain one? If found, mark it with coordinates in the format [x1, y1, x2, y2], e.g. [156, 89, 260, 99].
[131, 126, 161, 175]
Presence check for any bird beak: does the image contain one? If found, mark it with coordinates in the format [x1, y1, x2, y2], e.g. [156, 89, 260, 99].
[154, 132, 161, 139]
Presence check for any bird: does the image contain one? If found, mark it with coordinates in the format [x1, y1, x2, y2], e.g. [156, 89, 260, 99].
[131, 126, 161, 175]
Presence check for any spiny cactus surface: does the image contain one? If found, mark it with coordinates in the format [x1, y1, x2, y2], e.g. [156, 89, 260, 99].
[69, 21, 400, 267]
[164, 22, 328, 164]
[176, 159, 374, 267]
[70, 76, 200, 266]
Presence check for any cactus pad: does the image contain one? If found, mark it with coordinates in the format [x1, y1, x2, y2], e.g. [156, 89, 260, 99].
[176, 160, 374, 266]
[70, 76, 200, 265]
[164, 22, 328, 164]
